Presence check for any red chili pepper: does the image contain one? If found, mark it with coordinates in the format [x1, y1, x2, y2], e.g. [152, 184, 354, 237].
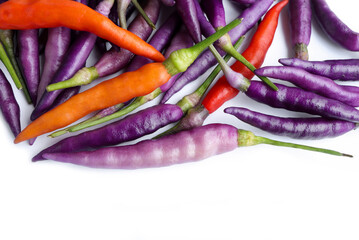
[0, 0, 164, 62]
[202, 0, 288, 113]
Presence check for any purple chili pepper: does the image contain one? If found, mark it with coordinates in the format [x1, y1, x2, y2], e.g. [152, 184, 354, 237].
[31, 0, 115, 120]
[42, 124, 239, 168]
[33, 104, 183, 161]
[36, 27, 72, 104]
[201, 0, 226, 29]
[18, 29, 40, 104]
[0, 69, 20, 138]
[279, 58, 359, 81]
[289, 0, 311, 60]
[311, 0, 359, 51]
[42, 123, 351, 169]
[225, 107, 357, 139]
[175, 0, 202, 43]
[245, 81, 359, 123]
[255, 66, 359, 107]
[162, 0, 274, 102]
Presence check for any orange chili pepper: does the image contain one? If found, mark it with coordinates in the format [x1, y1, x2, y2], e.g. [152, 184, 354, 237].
[14, 18, 241, 143]
[14, 63, 170, 143]
[0, 0, 164, 62]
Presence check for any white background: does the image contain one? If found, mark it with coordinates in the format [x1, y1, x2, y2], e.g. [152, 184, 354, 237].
[1, 0, 359, 239]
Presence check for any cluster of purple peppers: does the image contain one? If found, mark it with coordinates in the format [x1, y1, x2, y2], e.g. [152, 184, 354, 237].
[1, 0, 358, 169]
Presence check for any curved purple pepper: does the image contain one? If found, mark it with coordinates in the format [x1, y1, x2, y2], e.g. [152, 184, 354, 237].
[175, 0, 202, 43]
[42, 123, 351, 168]
[33, 104, 184, 161]
[311, 0, 359, 51]
[225, 107, 357, 139]
[18, 29, 40, 104]
[245, 81, 359, 123]
[0, 69, 20, 138]
[255, 66, 359, 107]
[201, 0, 226, 29]
[279, 58, 359, 81]
[162, 0, 274, 102]
[31, 0, 115, 120]
[289, 0, 311, 60]
[36, 27, 72, 104]
[42, 124, 239, 169]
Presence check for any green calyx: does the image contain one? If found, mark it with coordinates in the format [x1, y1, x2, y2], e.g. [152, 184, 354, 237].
[294, 43, 309, 61]
[46, 66, 99, 92]
[163, 18, 242, 77]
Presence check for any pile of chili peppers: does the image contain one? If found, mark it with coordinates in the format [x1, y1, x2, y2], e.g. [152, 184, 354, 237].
[0, 0, 358, 169]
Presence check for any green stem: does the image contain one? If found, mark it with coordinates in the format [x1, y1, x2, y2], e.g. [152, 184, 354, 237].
[48, 102, 126, 138]
[209, 44, 232, 76]
[0, 37, 22, 89]
[237, 129, 353, 158]
[131, 0, 156, 30]
[177, 36, 245, 113]
[163, 18, 242, 76]
[0, 41, 32, 103]
[46, 66, 99, 92]
[0, 30, 32, 103]
[224, 42, 278, 91]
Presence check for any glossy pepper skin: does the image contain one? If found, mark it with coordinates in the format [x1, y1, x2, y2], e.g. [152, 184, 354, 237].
[279, 58, 359, 81]
[311, 0, 359, 51]
[18, 29, 40, 104]
[225, 107, 357, 139]
[255, 66, 359, 107]
[289, 0, 311, 60]
[245, 81, 359, 123]
[0, 0, 165, 62]
[175, 0, 202, 43]
[0, 69, 20, 138]
[36, 27, 71, 104]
